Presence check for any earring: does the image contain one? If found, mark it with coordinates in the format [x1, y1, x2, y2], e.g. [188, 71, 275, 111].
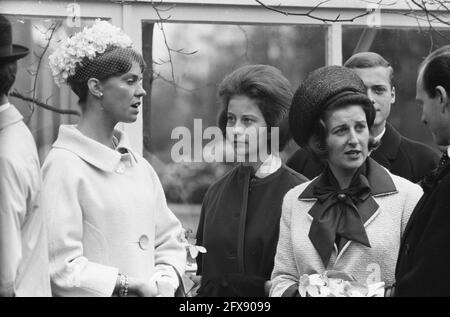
[98, 92, 103, 98]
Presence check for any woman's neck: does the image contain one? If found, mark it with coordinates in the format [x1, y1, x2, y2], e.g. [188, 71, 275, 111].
[328, 164, 357, 189]
[241, 152, 270, 174]
[0, 95, 8, 106]
[242, 160, 264, 173]
[77, 107, 117, 149]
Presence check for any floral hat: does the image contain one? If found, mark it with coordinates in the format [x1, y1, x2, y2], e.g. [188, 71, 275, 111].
[49, 20, 134, 86]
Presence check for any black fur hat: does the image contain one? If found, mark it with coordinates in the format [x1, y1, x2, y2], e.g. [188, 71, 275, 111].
[289, 65, 375, 147]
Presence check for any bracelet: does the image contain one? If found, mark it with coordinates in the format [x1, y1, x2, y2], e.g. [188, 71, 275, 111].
[118, 274, 129, 297]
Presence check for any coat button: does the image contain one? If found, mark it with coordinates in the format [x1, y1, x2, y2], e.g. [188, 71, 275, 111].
[138, 234, 150, 250]
[404, 243, 410, 255]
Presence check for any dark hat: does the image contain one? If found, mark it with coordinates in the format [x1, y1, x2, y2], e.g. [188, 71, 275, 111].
[289, 65, 375, 147]
[0, 14, 29, 64]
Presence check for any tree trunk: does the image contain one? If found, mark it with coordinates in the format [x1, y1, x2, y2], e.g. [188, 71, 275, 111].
[142, 22, 154, 163]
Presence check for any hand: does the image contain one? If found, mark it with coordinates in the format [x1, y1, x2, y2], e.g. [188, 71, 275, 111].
[189, 274, 202, 286]
[156, 280, 176, 297]
[264, 280, 272, 296]
[133, 278, 158, 297]
[185, 274, 201, 296]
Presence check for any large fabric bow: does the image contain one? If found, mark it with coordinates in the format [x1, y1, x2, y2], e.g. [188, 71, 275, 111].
[308, 168, 373, 267]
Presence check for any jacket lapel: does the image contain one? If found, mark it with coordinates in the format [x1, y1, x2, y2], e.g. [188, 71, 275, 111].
[370, 123, 401, 171]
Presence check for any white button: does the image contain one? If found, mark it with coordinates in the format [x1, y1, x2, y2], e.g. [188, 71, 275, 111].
[116, 167, 124, 174]
[138, 234, 150, 250]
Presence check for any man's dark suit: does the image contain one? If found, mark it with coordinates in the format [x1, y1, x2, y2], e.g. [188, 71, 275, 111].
[395, 161, 450, 296]
[286, 122, 439, 183]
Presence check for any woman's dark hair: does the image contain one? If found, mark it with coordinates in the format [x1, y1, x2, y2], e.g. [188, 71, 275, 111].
[68, 47, 146, 107]
[217, 64, 293, 151]
[307, 102, 379, 160]
[0, 61, 17, 96]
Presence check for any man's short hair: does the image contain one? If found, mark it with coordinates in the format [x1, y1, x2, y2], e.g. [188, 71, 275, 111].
[344, 52, 394, 87]
[0, 61, 17, 96]
[419, 45, 450, 99]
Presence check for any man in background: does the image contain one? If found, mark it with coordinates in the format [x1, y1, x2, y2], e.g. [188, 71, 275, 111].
[0, 14, 50, 296]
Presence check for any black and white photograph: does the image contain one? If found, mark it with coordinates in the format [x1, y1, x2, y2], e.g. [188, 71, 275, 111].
[1, 0, 450, 302]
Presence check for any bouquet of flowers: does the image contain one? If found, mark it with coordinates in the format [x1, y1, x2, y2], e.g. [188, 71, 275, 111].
[177, 228, 206, 296]
[298, 271, 385, 297]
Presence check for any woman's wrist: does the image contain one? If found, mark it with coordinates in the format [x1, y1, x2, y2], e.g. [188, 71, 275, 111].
[118, 274, 129, 297]
[114, 274, 145, 297]
[384, 284, 395, 297]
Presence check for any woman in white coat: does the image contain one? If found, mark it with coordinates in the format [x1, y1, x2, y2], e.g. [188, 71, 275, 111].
[41, 20, 186, 297]
[270, 66, 423, 297]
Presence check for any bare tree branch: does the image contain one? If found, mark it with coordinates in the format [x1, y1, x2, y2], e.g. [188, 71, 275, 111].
[150, 0, 198, 91]
[237, 25, 250, 62]
[409, 0, 450, 50]
[28, 21, 62, 118]
[10, 90, 80, 116]
[254, 0, 375, 23]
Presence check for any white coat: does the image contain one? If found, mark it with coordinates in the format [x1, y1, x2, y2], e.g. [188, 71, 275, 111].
[41, 125, 186, 296]
[0, 104, 51, 296]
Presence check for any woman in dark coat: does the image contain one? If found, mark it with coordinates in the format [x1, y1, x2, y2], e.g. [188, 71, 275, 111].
[195, 64, 308, 297]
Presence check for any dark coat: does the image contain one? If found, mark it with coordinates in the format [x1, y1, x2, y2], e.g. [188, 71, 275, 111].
[196, 164, 307, 297]
[395, 163, 450, 296]
[287, 122, 439, 183]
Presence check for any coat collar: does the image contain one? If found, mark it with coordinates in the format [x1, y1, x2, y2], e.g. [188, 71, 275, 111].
[0, 104, 23, 130]
[255, 154, 282, 178]
[53, 125, 138, 173]
[299, 157, 397, 266]
[299, 157, 397, 200]
[370, 122, 401, 166]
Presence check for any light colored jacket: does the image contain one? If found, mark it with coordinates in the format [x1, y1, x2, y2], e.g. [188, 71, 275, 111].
[41, 125, 186, 296]
[0, 105, 51, 296]
[270, 162, 423, 296]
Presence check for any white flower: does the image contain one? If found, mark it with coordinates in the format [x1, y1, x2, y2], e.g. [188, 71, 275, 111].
[298, 271, 385, 297]
[48, 19, 134, 86]
[177, 228, 207, 260]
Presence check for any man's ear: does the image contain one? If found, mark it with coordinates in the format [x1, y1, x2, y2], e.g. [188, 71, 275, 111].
[435, 85, 448, 114]
[87, 78, 103, 98]
[391, 86, 396, 104]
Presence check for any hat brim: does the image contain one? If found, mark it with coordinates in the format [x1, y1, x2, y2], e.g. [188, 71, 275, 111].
[0, 44, 29, 64]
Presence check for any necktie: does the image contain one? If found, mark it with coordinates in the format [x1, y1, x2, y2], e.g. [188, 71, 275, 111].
[419, 150, 450, 193]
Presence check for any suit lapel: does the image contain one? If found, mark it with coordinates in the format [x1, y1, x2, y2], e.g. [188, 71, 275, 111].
[371, 123, 401, 171]
[400, 167, 449, 245]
